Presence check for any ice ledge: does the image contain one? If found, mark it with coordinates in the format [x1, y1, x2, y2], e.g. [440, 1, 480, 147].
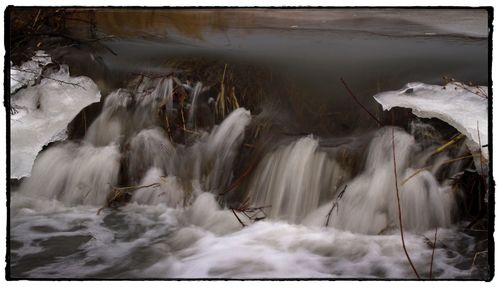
[10, 59, 101, 179]
[374, 82, 488, 160]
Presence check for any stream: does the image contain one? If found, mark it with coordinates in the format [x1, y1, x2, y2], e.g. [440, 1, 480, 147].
[9, 9, 490, 279]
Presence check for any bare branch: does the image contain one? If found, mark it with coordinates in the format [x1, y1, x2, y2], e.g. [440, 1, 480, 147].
[392, 127, 421, 279]
[429, 227, 438, 279]
[325, 184, 348, 227]
[231, 208, 246, 227]
[340, 78, 383, 127]
[11, 67, 86, 89]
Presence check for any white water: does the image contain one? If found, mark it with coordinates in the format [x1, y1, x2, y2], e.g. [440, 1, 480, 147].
[10, 73, 480, 279]
[188, 82, 204, 128]
[303, 128, 454, 234]
[15, 142, 121, 209]
[10, 194, 474, 279]
[249, 136, 344, 223]
[249, 128, 455, 235]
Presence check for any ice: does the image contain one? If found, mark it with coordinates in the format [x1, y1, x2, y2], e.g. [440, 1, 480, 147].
[10, 60, 101, 179]
[374, 82, 488, 160]
[10, 50, 52, 94]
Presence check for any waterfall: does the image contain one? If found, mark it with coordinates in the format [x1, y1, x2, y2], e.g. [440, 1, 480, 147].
[14, 74, 251, 210]
[248, 136, 344, 223]
[302, 128, 455, 234]
[188, 82, 203, 128]
[9, 80, 476, 280]
[126, 128, 175, 183]
[18, 142, 121, 206]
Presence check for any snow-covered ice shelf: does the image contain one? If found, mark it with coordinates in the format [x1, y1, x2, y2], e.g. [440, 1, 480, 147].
[374, 82, 488, 160]
[10, 55, 101, 179]
[10, 51, 52, 94]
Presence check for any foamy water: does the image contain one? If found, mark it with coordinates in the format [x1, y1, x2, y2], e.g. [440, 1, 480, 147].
[10, 193, 476, 279]
[10, 72, 484, 279]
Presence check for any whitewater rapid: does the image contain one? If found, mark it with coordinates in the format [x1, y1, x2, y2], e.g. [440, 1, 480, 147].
[10, 58, 484, 279]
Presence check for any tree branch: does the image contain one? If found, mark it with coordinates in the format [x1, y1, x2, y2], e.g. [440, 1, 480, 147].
[392, 127, 420, 279]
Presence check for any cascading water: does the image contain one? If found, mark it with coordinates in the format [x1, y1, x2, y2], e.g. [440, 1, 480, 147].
[248, 136, 345, 223]
[10, 67, 485, 279]
[302, 128, 455, 234]
[16, 142, 121, 208]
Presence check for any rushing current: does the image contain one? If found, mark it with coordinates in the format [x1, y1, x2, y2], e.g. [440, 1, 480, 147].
[10, 70, 483, 279]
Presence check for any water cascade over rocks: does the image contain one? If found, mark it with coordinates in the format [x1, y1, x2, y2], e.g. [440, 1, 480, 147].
[10, 73, 482, 279]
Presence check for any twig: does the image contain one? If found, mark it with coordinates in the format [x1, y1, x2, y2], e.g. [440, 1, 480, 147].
[32, 9, 42, 29]
[471, 250, 488, 268]
[115, 182, 160, 192]
[431, 133, 465, 156]
[429, 227, 438, 279]
[9, 76, 30, 95]
[392, 127, 421, 279]
[182, 127, 201, 135]
[325, 185, 348, 227]
[180, 107, 187, 131]
[231, 208, 246, 227]
[165, 115, 173, 142]
[11, 67, 86, 89]
[340, 78, 383, 127]
[442, 77, 488, 99]
[463, 228, 488, 232]
[83, 109, 87, 132]
[234, 205, 271, 222]
[401, 154, 480, 186]
[475, 121, 488, 224]
[477, 121, 486, 182]
[97, 182, 160, 215]
[132, 72, 174, 80]
[455, 82, 488, 99]
[219, 158, 260, 196]
[27, 32, 118, 55]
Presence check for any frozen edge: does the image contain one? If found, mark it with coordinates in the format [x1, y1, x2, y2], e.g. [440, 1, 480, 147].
[11, 61, 101, 179]
[373, 82, 488, 162]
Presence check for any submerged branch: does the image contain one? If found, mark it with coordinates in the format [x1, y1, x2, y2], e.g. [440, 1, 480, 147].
[325, 184, 348, 227]
[233, 204, 271, 224]
[231, 208, 246, 227]
[97, 182, 161, 215]
[219, 158, 260, 196]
